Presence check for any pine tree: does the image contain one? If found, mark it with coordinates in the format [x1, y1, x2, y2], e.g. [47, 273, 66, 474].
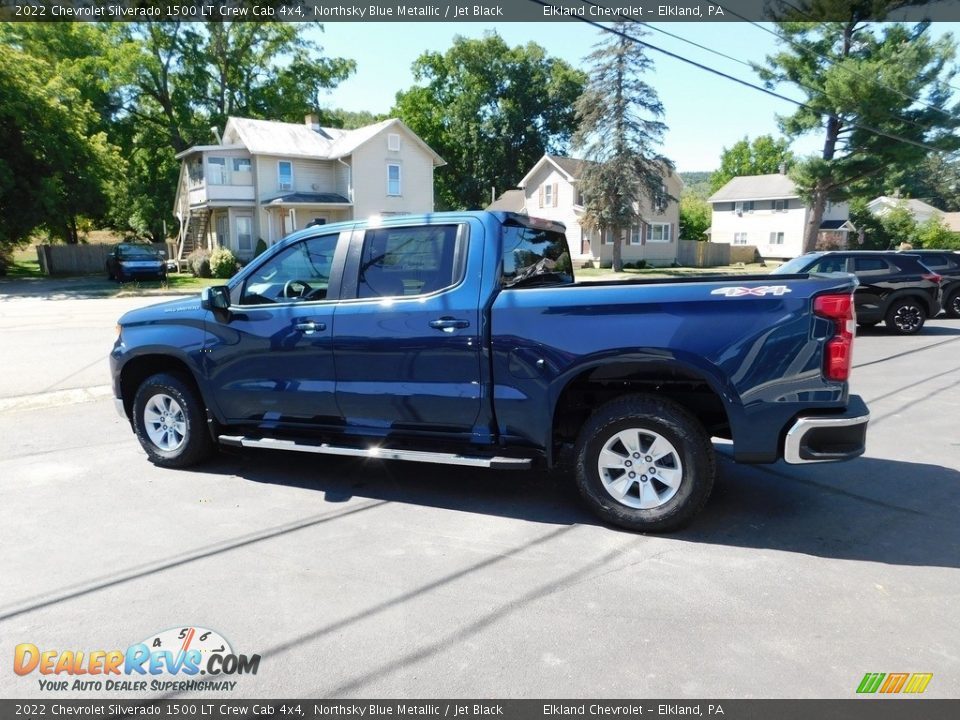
[573, 23, 669, 272]
[759, 6, 959, 253]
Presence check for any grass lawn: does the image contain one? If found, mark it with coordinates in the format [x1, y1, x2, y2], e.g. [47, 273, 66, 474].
[114, 274, 221, 296]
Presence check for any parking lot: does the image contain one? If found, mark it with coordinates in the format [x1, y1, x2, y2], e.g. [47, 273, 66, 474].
[0, 291, 957, 699]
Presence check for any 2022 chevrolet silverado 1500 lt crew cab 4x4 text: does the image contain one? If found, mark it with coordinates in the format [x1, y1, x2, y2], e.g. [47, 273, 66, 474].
[111, 212, 869, 532]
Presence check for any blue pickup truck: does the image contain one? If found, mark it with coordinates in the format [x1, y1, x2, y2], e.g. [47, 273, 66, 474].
[111, 212, 869, 531]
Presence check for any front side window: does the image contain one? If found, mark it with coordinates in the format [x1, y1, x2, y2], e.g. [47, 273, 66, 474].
[543, 184, 553, 207]
[733, 232, 748, 245]
[207, 157, 226, 185]
[278, 161, 293, 191]
[629, 225, 642, 245]
[357, 224, 462, 298]
[769, 231, 785, 245]
[233, 158, 252, 173]
[236, 216, 253, 253]
[387, 164, 401, 196]
[240, 235, 338, 305]
[649, 223, 671, 242]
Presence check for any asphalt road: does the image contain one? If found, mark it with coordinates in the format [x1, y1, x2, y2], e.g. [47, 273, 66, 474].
[0, 292, 957, 700]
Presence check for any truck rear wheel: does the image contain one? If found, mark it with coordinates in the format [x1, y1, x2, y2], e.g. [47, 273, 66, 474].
[133, 372, 214, 468]
[574, 395, 716, 532]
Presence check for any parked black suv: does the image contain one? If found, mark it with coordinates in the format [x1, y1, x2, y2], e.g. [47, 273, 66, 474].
[774, 251, 943, 334]
[900, 249, 960, 318]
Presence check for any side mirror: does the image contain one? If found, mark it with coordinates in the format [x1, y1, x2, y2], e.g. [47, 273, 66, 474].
[201, 285, 231, 311]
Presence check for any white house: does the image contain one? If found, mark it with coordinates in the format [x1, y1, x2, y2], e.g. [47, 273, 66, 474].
[494, 154, 683, 266]
[866, 196, 942, 224]
[708, 172, 854, 259]
[173, 115, 444, 263]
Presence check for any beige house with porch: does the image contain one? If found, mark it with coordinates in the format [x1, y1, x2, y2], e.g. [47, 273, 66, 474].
[173, 115, 444, 263]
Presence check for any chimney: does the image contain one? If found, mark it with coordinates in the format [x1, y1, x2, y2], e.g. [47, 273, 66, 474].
[778, 162, 787, 175]
[305, 113, 321, 133]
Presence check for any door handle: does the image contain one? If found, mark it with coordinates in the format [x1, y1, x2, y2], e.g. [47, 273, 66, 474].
[294, 321, 326, 334]
[429, 317, 470, 333]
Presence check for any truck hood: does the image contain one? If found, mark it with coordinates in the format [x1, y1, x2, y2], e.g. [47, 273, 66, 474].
[118, 295, 205, 326]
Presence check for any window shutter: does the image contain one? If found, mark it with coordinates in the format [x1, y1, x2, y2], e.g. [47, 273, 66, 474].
[538, 186, 544, 208]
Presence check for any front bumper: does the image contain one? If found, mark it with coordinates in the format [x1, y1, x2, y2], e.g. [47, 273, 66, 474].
[783, 394, 870, 464]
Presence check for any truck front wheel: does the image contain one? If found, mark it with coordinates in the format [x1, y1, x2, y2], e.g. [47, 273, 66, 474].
[574, 395, 716, 532]
[133, 372, 214, 468]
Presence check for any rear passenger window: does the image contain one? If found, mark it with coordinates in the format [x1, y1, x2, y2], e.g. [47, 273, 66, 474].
[357, 224, 463, 298]
[809, 257, 847, 273]
[853, 258, 889, 273]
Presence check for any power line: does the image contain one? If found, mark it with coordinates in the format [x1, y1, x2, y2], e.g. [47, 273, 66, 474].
[530, 0, 951, 157]
[715, 3, 960, 120]
[636, 15, 941, 135]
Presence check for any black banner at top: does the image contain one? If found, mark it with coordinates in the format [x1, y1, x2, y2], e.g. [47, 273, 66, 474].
[1, 0, 959, 22]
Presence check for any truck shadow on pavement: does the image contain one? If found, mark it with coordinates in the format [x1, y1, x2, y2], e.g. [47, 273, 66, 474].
[206, 446, 959, 570]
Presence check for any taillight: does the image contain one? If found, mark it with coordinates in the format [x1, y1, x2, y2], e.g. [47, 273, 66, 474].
[922, 272, 942, 284]
[814, 293, 854, 381]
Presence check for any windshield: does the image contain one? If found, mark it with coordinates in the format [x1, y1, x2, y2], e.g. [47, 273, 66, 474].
[117, 245, 159, 258]
[501, 223, 573, 287]
[771, 256, 816, 274]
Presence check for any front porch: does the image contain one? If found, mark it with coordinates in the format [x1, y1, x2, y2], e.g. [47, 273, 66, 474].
[261, 193, 353, 245]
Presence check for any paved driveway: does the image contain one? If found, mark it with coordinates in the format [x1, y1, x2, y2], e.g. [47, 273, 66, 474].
[0, 293, 957, 699]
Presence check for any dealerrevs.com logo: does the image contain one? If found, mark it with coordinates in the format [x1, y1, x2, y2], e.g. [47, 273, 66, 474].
[14, 626, 261, 692]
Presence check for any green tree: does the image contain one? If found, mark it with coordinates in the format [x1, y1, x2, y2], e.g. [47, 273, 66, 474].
[392, 32, 585, 210]
[709, 135, 794, 193]
[0, 45, 122, 247]
[759, 8, 959, 253]
[679, 195, 711, 240]
[573, 22, 669, 272]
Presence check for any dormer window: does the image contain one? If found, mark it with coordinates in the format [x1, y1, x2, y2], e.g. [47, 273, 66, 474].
[278, 161, 293, 191]
[387, 133, 401, 152]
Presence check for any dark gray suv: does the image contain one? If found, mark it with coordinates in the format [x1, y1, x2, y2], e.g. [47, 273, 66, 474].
[774, 251, 943, 334]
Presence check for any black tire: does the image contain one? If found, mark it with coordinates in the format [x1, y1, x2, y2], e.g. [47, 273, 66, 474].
[132, 372, 214, 468]
[573, 394, 716, 533]
[946, 289, 960, 319]
[884, 297, 926, 335]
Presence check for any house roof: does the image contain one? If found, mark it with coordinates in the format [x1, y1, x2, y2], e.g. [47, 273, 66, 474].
[518, 153, 682, 189]
[212, 116, 445, 166]
[867, 195, 941, 217]
[486, 189, 526, 213]
[708, 173, 798, 203]
[820, 219, 856, 231]
[262, 192, 351, 205]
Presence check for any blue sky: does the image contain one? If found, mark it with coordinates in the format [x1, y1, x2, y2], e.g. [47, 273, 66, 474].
[310, 21, 960, 173]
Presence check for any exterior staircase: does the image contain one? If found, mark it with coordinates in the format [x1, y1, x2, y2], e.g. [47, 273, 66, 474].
[177, 209, 211, 271]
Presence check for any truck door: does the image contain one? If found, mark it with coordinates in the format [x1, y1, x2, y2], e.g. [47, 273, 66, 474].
[332, 220, 484, 439]
[204, 230, 346, 426]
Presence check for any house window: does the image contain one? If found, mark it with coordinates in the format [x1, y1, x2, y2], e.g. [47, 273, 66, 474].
[207, 157, 226, 185]
[387, 133, 401, 152]
[236, 216, 253, 253]
[543, 184, 553, 207]
[774, 199, 787, 212]
[648, 223, 671, 242]
[603, 229, 615, 245]
[233, 158, 252, 173]
[654, 184, 667, 213]
[733, 232, 748, 245]
[769, 231, 785, 245]
[629, 225, 643, 245]
[278, 161, 293, 191]
[387, 164, 402, 196]
[734, 201, 754, 214]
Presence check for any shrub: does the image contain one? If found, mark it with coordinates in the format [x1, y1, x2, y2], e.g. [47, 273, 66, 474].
[622, 262, 636, 270]
[187, 248, 211, 278]
[210, 248, 238, 279]
[0, 247, 10, 276]
[635, 259, 648, 270]
[254, 238, 268, 257]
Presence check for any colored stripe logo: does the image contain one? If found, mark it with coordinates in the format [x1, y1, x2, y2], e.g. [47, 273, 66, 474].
[857, 672, 933, 694]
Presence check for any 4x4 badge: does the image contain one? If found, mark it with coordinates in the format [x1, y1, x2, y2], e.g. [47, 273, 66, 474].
[711, 286, 792, 297]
